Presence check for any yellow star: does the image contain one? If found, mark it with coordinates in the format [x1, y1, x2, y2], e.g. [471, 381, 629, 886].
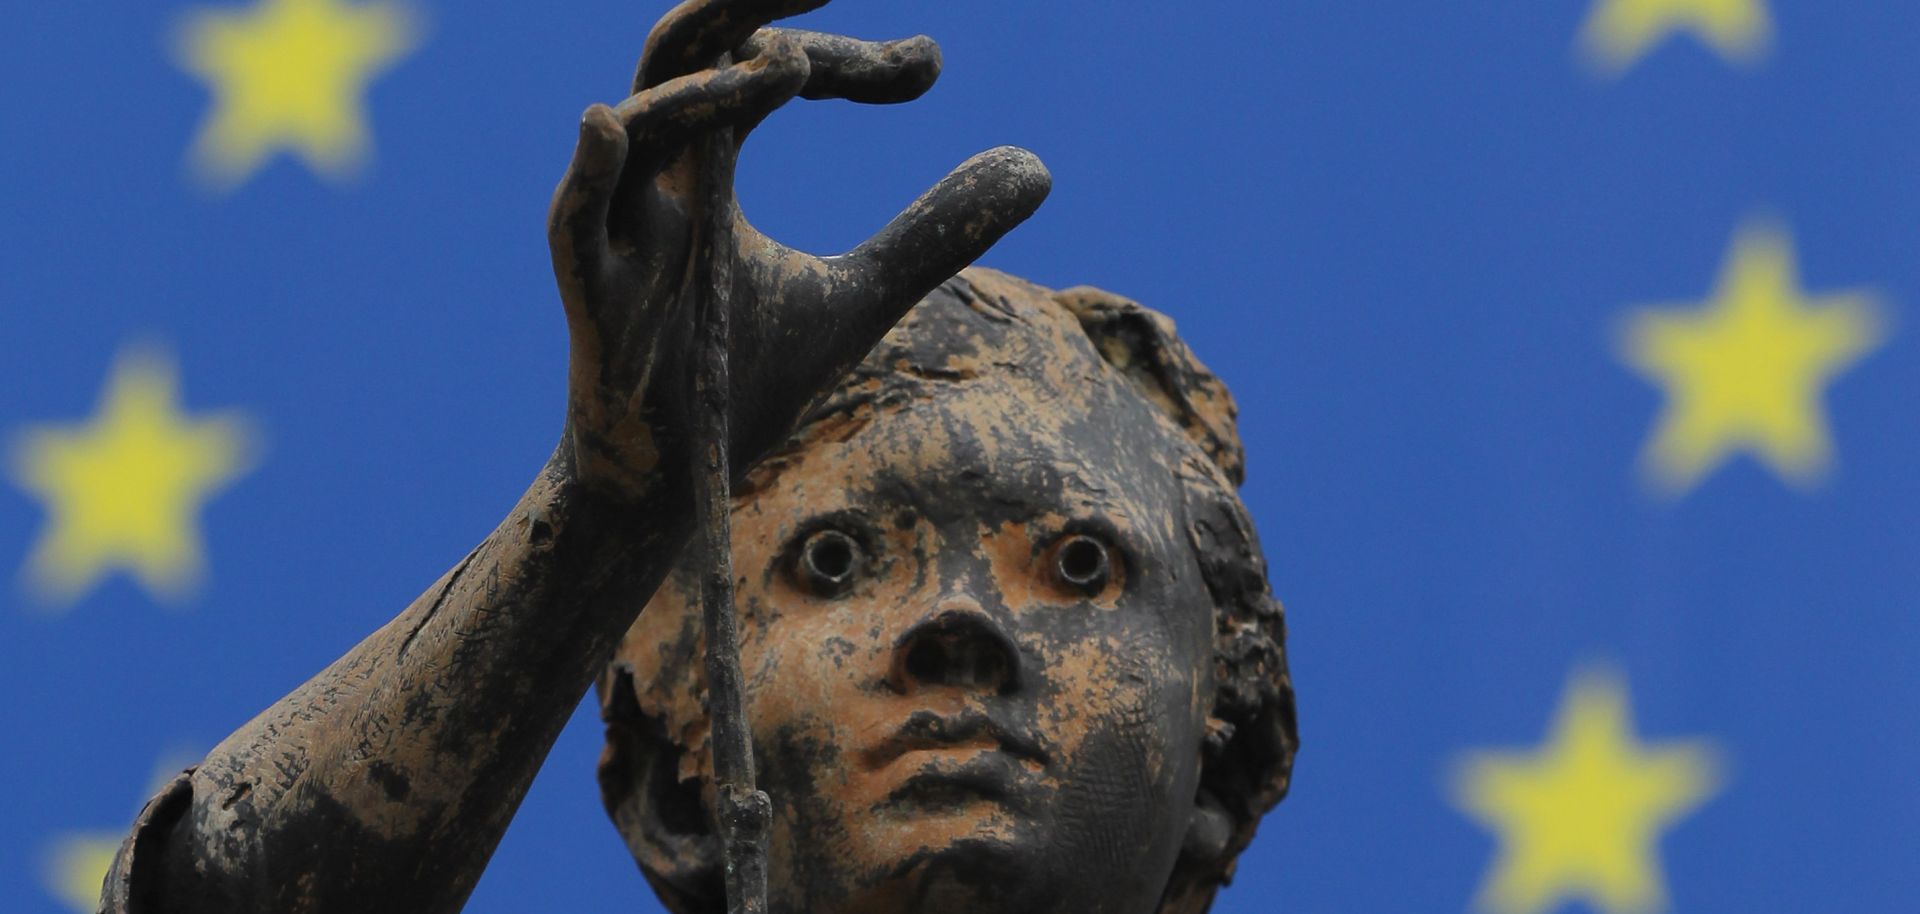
[1451, 667, 1725, 914]
[174, 0, 419, 189]
[1618, 220, 1886, 496]
[1577, 0, 1772, 74]
[9, 346, 257, 608]
[41, 834, 121, 913]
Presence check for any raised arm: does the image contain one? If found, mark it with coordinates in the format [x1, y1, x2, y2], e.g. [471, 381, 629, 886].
[102, 3, 1048, 911]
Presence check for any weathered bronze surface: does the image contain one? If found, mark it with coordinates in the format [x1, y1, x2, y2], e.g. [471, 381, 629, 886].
[99, 2, 1294, 913]
[601, 268, 1295, 914]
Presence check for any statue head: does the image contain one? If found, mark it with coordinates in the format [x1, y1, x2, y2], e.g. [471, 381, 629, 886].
[596, 267, 1296, 914]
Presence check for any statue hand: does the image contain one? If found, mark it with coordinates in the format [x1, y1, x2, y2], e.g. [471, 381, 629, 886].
[547, 0, 1051, 499]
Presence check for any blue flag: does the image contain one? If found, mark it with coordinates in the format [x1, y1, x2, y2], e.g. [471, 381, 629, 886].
[2, 1, 1913, 911]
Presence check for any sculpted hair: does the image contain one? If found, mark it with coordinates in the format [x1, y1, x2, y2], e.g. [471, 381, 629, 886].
[596, 268, 1297, 914]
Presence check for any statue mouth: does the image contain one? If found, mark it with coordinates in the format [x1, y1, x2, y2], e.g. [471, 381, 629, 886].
[875, 746, 1040, 812]
[859, 708, 1049, 771]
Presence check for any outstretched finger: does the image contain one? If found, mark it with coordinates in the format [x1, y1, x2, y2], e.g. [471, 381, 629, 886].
[738, 29, 941, 104]
[547, 103, 629, 306]
[634, 0, 828, 92]
[833, 145, 1052, 319]
[612, 33, 810, 177]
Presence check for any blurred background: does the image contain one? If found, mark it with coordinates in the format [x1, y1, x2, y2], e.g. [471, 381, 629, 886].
[4, 1, 1917, 912]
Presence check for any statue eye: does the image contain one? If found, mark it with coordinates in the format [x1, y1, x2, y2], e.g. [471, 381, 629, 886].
[796, 529, 862, 598]
[1051, 533, 1114, 597]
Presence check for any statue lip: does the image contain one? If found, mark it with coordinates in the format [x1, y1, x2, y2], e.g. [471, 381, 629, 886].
[860, 708, 1048, 770]
[878, 748, 1037, 811]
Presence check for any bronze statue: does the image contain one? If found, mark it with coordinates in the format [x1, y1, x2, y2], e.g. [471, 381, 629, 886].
[102, 3, 1296, 913]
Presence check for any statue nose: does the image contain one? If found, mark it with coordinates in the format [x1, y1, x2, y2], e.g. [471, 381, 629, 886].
[889, 599, 1024, 695]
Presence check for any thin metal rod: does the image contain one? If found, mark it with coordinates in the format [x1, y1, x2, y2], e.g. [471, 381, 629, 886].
[690, 55, 771, 914]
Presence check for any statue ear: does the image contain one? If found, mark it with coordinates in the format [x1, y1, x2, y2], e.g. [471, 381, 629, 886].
[597, 664, 724, 914]
[1182, 785, 1234, 865]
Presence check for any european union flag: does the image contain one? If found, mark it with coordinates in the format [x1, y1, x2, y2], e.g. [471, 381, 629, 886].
[3, 1, 1914, 911]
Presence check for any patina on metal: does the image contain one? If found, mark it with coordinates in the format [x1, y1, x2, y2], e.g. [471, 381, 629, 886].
[597, 267, 1295, 914]
[686, 54, 773, 914]
[96, 2, 1296, 913]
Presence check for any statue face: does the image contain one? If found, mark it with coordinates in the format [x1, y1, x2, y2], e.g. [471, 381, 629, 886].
[608, 278, 1280, 914]
[717, 373, 1219, 914]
